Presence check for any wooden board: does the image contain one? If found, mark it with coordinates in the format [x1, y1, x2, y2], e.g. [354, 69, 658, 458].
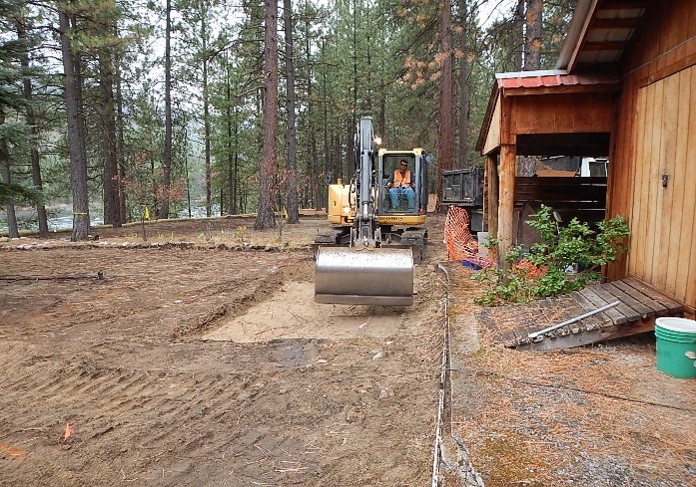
[491, 279, 686, 350]
[611, 280, 667, 316]
[622, 277, 685, 313]
[602, 282, 654, 319]
[627, 66, 695, 307]
[580, 286, 630, 324]
[519, 319, 657, 351]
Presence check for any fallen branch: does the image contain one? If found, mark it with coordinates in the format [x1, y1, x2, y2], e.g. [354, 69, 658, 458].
[0, 272, 104, 281]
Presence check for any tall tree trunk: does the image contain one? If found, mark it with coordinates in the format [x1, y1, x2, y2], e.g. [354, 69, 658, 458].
[518, 0, 543, 176]
[114, 23, 127, 223]
[322, 46, 330, 192]
[524, 0, 543, 70]
[284, 0, 299, 223]
[225, 63, 237, 216]
[254, 0, 278, 230]
[202, 13, 212, 217]
[514, 0, 524, 70]
[457, 0, 470, 169]
[304, 11, 319, 210]
[160, 0, 173, 219]
[99, 49, 121, 227]
[70, 13, 89, 187]
[0, 111, 19, 238]
[347, 1, 357, 182]
[59, 9, 90, 241]
[16, 16, 48, 236]
[436, 0, 454, 210]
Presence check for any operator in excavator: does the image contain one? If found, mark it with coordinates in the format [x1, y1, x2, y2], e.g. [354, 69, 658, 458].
[387, 159, 415, 210]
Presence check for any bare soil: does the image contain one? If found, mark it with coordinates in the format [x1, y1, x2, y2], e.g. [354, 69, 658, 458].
[1, 213, 694, 486]
[0, 215, 447, 486]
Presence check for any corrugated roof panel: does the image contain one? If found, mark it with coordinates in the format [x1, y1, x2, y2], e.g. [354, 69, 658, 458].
[595, 7, 645, 20]
[497, 72, 620, 91]
[586, 28, 634, 42]
[521, 77, 539, 88]
[577, 50, 622, 65]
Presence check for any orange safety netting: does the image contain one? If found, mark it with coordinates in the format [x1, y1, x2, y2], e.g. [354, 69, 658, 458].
[444, 206, 495, 269]
[512, 259, 546, 278]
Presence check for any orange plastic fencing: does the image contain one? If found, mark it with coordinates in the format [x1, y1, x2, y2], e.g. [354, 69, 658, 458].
[444, 206, 546, 276]
[512, 259, 545, 278]
[443, 206, 495, 269]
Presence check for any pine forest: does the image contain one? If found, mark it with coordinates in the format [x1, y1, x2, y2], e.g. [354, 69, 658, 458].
[0, 0, 577, 239]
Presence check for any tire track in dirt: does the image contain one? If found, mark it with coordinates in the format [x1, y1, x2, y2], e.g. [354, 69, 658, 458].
[1, 241, 445, 486]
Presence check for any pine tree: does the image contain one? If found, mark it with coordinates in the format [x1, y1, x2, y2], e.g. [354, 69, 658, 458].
[255, 0, 278, 230]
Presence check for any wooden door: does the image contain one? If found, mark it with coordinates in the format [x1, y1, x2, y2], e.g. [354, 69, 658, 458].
[628, 66, 696, 307]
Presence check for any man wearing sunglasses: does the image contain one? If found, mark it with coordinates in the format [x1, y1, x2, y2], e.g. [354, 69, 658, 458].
[386, 159, 415, 210]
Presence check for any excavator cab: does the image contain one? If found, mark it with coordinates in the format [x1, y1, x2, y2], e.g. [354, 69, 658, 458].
[377, 150, 429, 216]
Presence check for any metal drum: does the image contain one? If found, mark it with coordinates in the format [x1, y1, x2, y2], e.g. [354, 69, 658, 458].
[314, 246, 414, 306]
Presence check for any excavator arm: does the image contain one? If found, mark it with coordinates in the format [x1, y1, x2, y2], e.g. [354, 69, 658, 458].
[314, 117, 414, 306]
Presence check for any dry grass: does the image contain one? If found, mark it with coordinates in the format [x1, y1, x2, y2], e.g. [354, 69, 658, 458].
[447, 264, 696, 486]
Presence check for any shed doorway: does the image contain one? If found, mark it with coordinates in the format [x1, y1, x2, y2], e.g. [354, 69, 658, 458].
[628, 65, 696, 306]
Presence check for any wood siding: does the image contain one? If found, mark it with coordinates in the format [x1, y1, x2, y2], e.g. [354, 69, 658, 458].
[510, 93, 614, 135]
[482, 96, 501, 155]
[608, 0, 696, 308]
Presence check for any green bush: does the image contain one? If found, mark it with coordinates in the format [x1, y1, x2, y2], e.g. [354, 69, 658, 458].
[473, 205, 629, 306]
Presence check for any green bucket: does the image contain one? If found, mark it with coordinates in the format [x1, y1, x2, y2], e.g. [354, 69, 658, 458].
[655, 317, 696, 379]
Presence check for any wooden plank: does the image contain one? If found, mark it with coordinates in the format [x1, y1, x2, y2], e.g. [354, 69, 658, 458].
[607, 77, 634, 281]
[513, 202, 606, 211]
[578, 287, 627, 325]
[497, 144, 516, 270]
[514, 191, 607, 200]
[621, 277, 685, 313]
[512, 93, 614, 134]
[644, 78, 664, 286]
[665, 68, 691, 297]
[611, 280, 668, 316]
[602, 282, 655, 319]
[632, 82, 653, 281]
[486, 155, 498, 240]
[655, 71, 679, 291]
[628, 85, 650, 279]
[587, 284, 642, 322]
[677, 66, 696, 308]
[569, 291, 613, 327]
[516, 177, 607, 186]
[483, 96, 502, 155]
[519, 319, 656, 351]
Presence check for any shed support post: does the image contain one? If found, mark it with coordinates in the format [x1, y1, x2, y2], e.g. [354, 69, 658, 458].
[497, 144, 516, 270]
[485, 154, 498, 241]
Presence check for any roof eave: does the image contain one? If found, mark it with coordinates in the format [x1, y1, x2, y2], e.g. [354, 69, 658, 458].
[475, 83, 500, 154]
[555, 0, 597, 71]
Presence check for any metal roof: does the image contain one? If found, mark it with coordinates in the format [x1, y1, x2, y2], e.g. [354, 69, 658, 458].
[495, 71, 621, 91]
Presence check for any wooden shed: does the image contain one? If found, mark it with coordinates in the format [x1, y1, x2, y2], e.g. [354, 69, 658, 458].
[477, 0, 695, 315]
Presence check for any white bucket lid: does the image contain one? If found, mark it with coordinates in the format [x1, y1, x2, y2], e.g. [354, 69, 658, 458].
[655, 317, 696, 333]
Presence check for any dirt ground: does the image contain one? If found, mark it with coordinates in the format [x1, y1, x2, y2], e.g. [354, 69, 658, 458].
[1, 213, 695, 486]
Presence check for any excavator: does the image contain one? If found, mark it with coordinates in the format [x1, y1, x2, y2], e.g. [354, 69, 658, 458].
[314, 116, 431, 306]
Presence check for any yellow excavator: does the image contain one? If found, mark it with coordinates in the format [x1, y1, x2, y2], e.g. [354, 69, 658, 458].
[314, 116, 432, 306]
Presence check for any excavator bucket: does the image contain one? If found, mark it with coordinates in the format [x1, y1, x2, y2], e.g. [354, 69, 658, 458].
[314, 246, 414, 306]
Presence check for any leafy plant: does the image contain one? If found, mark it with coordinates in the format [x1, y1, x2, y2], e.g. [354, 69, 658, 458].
[473, 205, 629, 306]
